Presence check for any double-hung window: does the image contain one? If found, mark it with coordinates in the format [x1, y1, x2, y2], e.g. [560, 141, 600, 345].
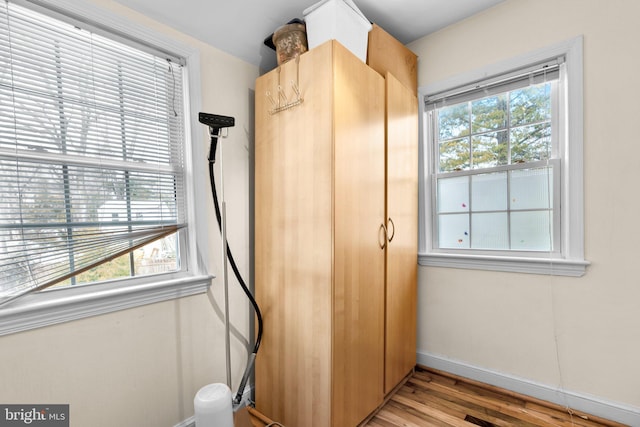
[0, 0, 209, 332]
[420, 38, 588, 276]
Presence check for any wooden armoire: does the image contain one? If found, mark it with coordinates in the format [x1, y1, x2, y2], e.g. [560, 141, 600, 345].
[254, 39, 417, 427]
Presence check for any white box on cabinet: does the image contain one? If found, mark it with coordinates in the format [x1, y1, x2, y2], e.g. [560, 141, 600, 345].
[303, 0, 372, 62]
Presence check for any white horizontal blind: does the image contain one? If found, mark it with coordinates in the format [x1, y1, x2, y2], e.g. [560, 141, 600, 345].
[425, 57, 563, 110]
[0, 1, 186, 305]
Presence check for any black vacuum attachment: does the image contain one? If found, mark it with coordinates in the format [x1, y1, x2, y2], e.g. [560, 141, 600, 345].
[199, 112, 235, 129]
[199, 112, 235, 164]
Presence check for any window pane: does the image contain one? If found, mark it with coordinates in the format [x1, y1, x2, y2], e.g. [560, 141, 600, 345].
[511, 211, 552, 251]
[75, 253, 132, 285]
[511, 123, 551, 163]
[438, 103, 469, 140]
[1, 161, 66, 225]
[471, 212, 508, 250]
[471, 172, 507, 211]
[72, 232, 178, 285]
[135, 234, 178, 275]
[510, 167, 553, 210]
[510, 83, 551, 127]
[438, 214, 469, 249]
[472, 130, 508, 168]
[437, 176, 469, 213]
[439, 137, 470, 172]
[472, 94, 507, 133]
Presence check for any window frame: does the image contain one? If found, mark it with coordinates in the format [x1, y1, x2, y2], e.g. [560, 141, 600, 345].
[0, 0, 212, 336]
[418, 36, 589, 277]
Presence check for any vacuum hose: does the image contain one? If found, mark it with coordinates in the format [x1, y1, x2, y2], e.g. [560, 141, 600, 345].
[207, 129, 263, 405]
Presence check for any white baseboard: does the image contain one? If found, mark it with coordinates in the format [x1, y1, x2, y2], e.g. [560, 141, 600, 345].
[174, 416, 194, 427]
[174, 385, 253, 427]
[417, 351, 640, 426]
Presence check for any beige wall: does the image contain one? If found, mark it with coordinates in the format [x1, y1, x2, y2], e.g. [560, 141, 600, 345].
[409, 0, 640, 410]
[0, 1, 258, 425]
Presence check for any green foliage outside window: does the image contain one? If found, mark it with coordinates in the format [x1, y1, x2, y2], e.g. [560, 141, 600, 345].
[438, 83, 552, 172]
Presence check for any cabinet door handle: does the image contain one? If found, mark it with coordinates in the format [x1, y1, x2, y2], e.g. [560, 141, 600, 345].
[378, 223, 388, 249]
[387, 217, 395, 242]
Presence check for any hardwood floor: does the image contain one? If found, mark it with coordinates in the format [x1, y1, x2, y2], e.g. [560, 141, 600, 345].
[247, 406, 278, 426]
[248, 366, 628, 427]
[363, 366, 628, 427]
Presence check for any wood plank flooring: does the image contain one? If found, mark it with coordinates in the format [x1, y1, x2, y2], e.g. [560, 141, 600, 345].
[363, 366, 628, 427]
[248, 406, 277, 426]
[248, 366, 628, 427]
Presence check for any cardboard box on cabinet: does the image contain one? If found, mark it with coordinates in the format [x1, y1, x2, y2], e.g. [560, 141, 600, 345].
[367, 24, 418, 95]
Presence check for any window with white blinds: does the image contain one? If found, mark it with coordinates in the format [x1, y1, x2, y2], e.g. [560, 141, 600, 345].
[425, 59, 562, 255]
[0, 1, 187, 306]
[419, 37, 588, 276]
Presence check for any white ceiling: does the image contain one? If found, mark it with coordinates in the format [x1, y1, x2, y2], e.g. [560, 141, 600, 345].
[118, 0, 505, 71]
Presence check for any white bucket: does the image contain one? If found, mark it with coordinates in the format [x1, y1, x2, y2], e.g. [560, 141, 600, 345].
[193, 383, 234, 427]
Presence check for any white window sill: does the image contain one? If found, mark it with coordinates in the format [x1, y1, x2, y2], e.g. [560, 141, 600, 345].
[419, 253, 589, 277]
[0, 274, 212, 337]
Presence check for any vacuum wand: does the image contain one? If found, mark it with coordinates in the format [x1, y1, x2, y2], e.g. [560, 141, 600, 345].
[199, 112, 235, 163]
[199, 111, 264, 409]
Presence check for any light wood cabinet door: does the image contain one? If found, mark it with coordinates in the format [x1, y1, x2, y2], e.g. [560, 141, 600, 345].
[255, 41, 334, 427]
[332, 42, 386, 427]
[383, 72, 419, 394]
